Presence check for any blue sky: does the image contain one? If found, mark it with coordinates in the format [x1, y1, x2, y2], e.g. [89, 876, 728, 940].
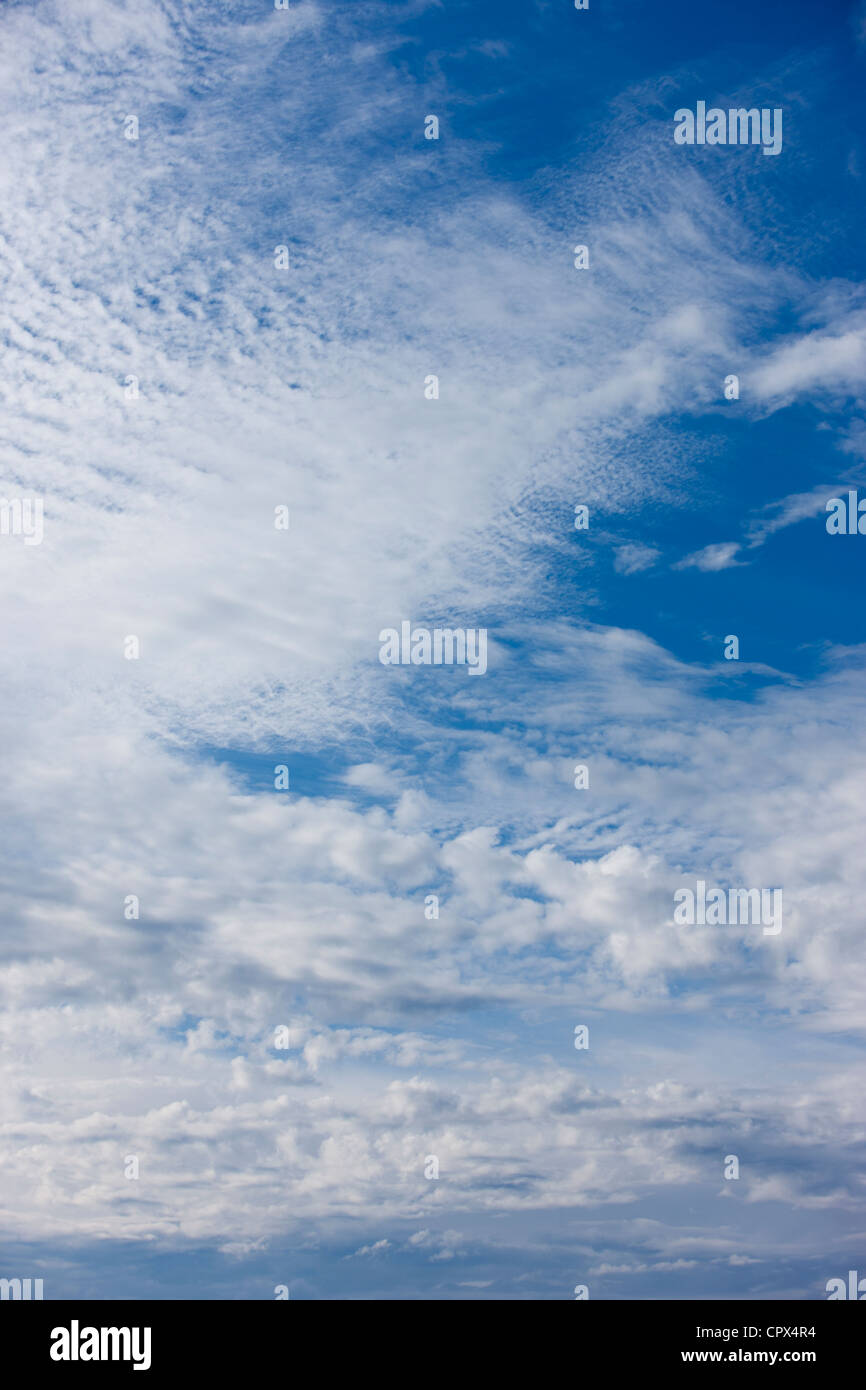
[0, 0, 865, 1300]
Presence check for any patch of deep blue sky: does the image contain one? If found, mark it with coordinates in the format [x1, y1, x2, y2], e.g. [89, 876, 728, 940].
[385, 0, 866, 680]
[169, 0, 866, 761]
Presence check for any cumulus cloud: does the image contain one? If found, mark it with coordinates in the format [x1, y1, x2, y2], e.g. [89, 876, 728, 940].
[614, 543, 660, 575]
[674, 542, 744, 571]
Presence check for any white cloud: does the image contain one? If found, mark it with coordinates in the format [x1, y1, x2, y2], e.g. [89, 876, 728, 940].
[614, 543, 660, 575]
[674, 541, 743, 571]
[750, 322, 866, 406]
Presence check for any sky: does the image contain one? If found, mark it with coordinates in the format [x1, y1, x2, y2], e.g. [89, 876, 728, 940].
[0, 0, 865, 1300]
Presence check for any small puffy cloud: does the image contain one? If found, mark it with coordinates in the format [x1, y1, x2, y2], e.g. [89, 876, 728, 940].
[350, 1239, 391, 1258]
[674, 541, 743, 572]
[614, 543, 660, 575]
